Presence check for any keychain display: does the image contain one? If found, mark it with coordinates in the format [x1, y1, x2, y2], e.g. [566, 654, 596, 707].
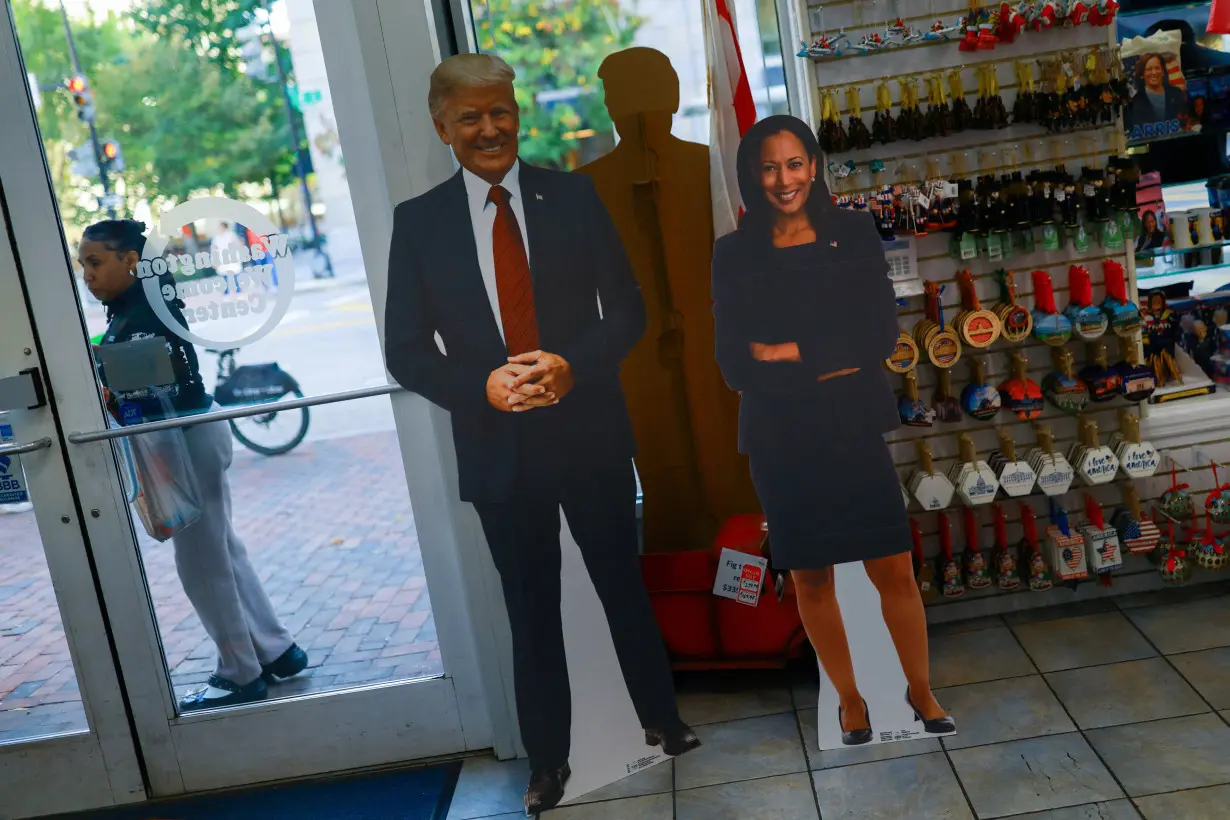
[1042, 347, 1088, 414]
[912, 518, 940, 604]
[1078, 341, 1123, 403]
[1019, 502, 1054, 590]
[992, 503, 1022, 589]
[1108, 410, 1158, 479]
[915, 282, 963, 368]
[949, 433, 1000, 507]
[1046, 500, 1089, 582]
[962, 357, 1003, 420]
[1081, 494, 1124, 577]
[933, 368, 964, 423]
[1068, 416, 1119, 486]
[989, 428, 1038, 498]
[1113, 484, 1161, 555]
[937, 512, 965, 597]
[1064, 265, 1109, 340]
[899, 370, 936, 427]
[1030, 270, 1073, 346]
[1113, 337, 1157, 403]
[955, 269, 1003, 348]
[999, 351, 1045, 420]
[963, 506, 993, 588]
[885, 330, 921, 374]
[1029, 424, 1076, 497]
[995, 269, 1033, 341]
[910, 439, 956, 511]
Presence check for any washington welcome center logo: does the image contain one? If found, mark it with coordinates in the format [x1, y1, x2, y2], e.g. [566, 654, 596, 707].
[135, 196, 294, 348]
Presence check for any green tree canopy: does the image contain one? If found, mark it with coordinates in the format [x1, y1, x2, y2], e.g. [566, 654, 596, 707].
[474, 0, 643, 170]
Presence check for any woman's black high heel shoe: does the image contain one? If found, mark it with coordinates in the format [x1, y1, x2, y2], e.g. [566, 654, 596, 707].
[906, 687, 956, 735]
[839, 701, 873, 746]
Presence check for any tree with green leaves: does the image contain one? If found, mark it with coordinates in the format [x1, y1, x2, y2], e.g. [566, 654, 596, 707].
[474, 0, 644, 170]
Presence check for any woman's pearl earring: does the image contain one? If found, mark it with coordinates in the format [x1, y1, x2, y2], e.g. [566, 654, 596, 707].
[811, 175, 816, 181]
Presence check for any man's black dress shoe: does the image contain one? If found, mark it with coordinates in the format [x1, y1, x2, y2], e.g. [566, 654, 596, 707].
[644, 724, 702, 756]
[840, 701, 873, 746]
[524, 763, 570, 815]
[906, 687, 956, 734]
[261, 643, 309, 684]
[180, 674, 268, 712]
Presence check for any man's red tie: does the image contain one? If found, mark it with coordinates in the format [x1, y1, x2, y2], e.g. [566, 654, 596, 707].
[488, 185, 539, 356]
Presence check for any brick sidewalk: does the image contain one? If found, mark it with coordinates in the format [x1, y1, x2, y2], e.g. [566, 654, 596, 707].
[0, 429, 438, 744]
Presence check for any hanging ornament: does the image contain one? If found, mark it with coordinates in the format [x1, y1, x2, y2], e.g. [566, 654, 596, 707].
[1019, 502, 1053, 590]
[1046, 499, 1088, 582]
[936, 512, 965, 596]
[912, 518, 940, 604]
[1160, 458, 1195, 520]
[990, 428, 1037, 497]
[963, 507, 993, 588]
[932, 367, 964, 423]
[915, 281, 963, 369]
[885, 330, 921, 374]
[1205, 460, 1230, 526]
[1013, 61, 1037, 123]
[1110, 409, 1158, 480]
[992, 503, 1022, 590]
[910, 440, 956, 511]
[999, 351, 1045, 421]
[1030, 269, 1073, 346]
[898, 370, 936, 426]
[1114, 484, 1161, 556]
[1113, 337, 1157, 403]
[846, 85, 873, 150]
[1193, 510, 1229, 571]
[994, 269, 1033, 342]
[998, 2, 1026, 42]
[1081, 493, 1123, 579]
[1064, 265, 1109, 341]
[1043, 346, 1088, 414]
[1077, 341, 1122, 403]
[961, 357, 1002, 420]
[817, 88, 849, 154]
[955, 269, 1003, 348]
[949, 68, 974, 131]
[1157, 518, 1192, 586]
[1029, 424, 1075, 497]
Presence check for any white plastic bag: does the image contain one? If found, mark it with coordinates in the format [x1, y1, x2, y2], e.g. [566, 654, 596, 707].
[128, 425, 202, 542]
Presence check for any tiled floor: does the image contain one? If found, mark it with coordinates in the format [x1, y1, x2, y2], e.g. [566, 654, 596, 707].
[446, 581, 1230, 819]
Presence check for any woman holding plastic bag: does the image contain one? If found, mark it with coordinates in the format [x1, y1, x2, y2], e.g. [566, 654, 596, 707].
[81, 219, 307, 711]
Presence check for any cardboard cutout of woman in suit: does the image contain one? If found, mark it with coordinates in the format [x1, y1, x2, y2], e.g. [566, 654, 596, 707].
[710, 115, 956, 745]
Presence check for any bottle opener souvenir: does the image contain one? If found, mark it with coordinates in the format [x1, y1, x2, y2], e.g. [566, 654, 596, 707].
[1030, 270, 1072, 346]
[962, 357, 1002, 420]
[949, 433, 1000, 507]
[993, 503, 1022, 590]
[931, 368, 963, 423]
[914, 282, 963, 369]
[1100, 258, 1142, 337]
[962, 506, 993, 589]
[1029, 424, 1076, 497]
[1063, 265, 1109, 340]
[1042, 347, 1088, 415]
[1157, 518, 1192, 586]
[1078, 341, 1122, 403]
[1109, 410, 1158, 479]
[912, 518, 939, 604]
[994, 269, 1033, 342]
[989, 428, 1037, 497]
[1192, 510, 1229, 571]
[898, 371, 936, 427]
[1080, 494, 1123, 577]
[885, 331, 921, 374]
[1070, 417, 1119, 486]
[1019, 503, 1054, 591]
[955, 269, 1002, 349]
[999, 352, 1045, 420]
[936, 512, 965, 598]
[910, 440, 955, 511]
[1113, 484, 1161, 555]
[1046, 500, 1089, 582]
[1114, 337, 1156, 403]
[1159, 457, 1195, 520]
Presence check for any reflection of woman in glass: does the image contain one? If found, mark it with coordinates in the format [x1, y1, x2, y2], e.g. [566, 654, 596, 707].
[1136, 209, 1169, 252]
[1190, 95, 1206, 126]
[79, 219, 307, 712]
[711, 117, 954, 745]
[1129, 53, 1189, 126]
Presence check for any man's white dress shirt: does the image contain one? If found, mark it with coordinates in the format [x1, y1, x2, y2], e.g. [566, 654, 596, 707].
[462, 160, 531, 344]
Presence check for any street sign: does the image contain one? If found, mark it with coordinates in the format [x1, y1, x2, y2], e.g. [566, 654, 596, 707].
[27, 72, 40, 111]
[99, 193, 123, 209]
[68, 144, 99, 178]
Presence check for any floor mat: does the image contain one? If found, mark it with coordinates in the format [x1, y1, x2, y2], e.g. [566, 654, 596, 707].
[49, 761, 462, 820]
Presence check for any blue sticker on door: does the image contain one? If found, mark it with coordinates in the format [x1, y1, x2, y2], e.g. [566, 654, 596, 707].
[0, 423, 31, 505]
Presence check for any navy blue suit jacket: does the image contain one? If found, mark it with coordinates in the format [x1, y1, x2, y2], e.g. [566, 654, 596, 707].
[384, 163, 645, 503]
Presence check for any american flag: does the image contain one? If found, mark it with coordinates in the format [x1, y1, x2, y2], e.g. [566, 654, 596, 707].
[1123, 520, 1161, 555]
[1063, 546, 1083, 570]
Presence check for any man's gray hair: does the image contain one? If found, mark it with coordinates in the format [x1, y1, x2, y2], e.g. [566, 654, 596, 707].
[428, 53, 517, 120]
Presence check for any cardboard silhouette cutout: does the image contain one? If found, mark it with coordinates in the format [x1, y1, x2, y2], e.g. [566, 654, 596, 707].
[711, 114, 955, 752]
[578, 47, 758, 556]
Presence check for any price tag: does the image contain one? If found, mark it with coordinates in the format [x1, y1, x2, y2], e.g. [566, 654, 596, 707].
[0, 421, 31, 506]
[713, 547, 768, 607]
[941, 182, 959, 198]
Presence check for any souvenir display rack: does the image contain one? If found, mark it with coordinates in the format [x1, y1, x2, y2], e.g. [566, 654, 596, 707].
[799, 1, 1227, 620]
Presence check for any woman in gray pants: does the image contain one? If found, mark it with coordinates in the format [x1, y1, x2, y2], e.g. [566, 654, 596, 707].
[80, 219, 307, 712]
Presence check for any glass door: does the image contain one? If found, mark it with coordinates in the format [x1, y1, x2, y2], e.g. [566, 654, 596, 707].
[0, 0, 498, 801]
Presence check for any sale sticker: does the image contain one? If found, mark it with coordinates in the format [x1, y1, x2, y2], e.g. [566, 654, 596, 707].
[0, 422, 31, 505]
[713, 547, 768, 607]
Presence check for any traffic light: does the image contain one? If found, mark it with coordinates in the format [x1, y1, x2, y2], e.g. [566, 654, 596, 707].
[100, 139, 124, 172]
[66, 75, 94, 123]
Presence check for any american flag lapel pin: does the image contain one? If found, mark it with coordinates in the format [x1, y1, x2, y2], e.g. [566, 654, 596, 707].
[830, 240, 839, 247]
[536, 193, 544, 201]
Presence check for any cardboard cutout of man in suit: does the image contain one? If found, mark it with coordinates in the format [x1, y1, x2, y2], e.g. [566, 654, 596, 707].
[383, 53, 698, 815]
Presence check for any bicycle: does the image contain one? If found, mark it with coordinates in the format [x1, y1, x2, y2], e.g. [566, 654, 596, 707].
[210, 349, 310, 456]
